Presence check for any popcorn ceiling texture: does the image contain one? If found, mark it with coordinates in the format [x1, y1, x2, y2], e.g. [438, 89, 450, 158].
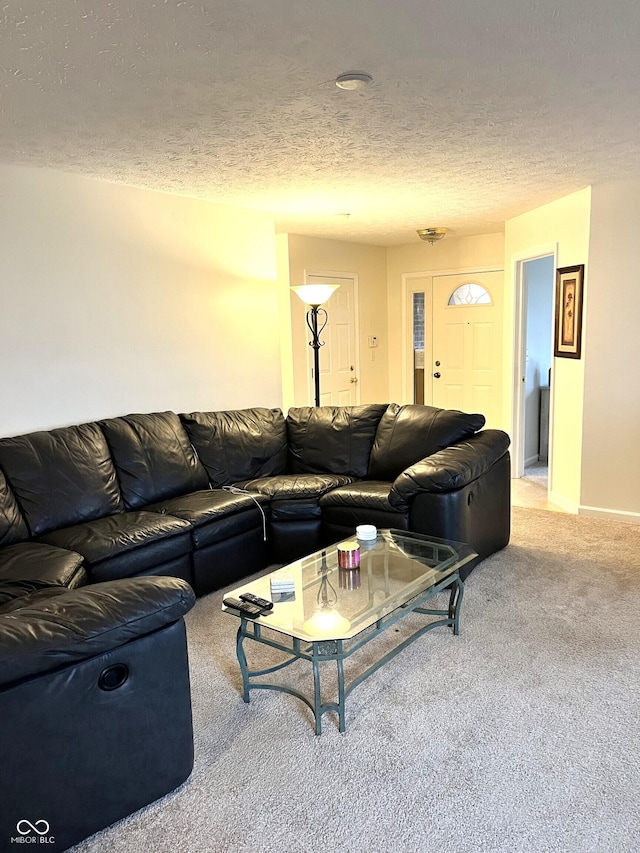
[2, 0, 640, 245]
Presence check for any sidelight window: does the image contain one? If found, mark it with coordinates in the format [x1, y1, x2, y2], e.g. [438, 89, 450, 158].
[412, 292, 425, 404]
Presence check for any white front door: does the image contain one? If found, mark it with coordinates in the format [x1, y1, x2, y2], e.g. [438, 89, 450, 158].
[306, 274, 358, 406]
[431, 271, 503, 428]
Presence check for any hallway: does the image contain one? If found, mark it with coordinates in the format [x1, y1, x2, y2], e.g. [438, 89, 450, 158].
[511, 463, 566, 513]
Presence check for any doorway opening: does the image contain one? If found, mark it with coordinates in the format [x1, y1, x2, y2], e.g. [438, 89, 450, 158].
[513, 253, 556, 494]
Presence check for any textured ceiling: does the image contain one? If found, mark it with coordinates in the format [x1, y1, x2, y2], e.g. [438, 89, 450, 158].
[2, 0, 640, 245]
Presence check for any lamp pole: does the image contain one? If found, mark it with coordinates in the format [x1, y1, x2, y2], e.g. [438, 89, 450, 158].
[306, 303, 327, 407]
[291, 284, 340, 407]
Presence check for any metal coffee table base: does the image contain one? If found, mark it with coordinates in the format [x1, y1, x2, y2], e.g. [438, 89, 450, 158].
[234, 572, 463, 734]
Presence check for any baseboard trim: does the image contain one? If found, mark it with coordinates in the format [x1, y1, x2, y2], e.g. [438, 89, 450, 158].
[524, 454, 541, 468]
[548, 491, 578, 514]
[578, 505, 640, 524]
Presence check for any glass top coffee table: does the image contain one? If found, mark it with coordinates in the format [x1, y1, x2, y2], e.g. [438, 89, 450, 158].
[222, 529, 477, 734]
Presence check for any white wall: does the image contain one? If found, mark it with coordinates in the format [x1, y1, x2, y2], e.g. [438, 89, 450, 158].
[580, 181, 640, 520]
[275, 233, 295, 410]
[0, 166, 281, 436]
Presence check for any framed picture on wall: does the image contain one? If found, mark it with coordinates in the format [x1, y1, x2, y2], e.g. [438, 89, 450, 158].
[554, 264, 584, 359]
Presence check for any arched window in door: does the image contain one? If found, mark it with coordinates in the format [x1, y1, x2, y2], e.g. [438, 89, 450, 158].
[448, 282, 492, 306]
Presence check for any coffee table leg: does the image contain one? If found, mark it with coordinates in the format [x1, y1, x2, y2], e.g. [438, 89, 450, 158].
[448, 577, 464, 635]
[311, 641, 347, 734]
[336, 647, 346, 733]
[236, 623, 250, 703]
[311, 646, 323, 735]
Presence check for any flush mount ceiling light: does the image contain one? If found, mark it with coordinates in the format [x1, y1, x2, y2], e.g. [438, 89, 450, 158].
[417, 227, 448, 245]
[335, 71, 373, 90]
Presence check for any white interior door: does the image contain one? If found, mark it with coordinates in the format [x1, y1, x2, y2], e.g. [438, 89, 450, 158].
[431, 272, 503, 427]
[306, 274, 358, 406]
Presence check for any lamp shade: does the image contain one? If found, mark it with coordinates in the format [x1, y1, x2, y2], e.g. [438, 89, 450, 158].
[291, 284, 340, 306]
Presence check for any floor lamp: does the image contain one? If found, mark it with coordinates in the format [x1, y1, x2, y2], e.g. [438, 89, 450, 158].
[291, 284, 340, 406]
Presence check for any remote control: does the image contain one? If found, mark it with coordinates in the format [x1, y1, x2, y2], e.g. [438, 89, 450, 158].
[239, 592, 273, 611]
[222, 597, 263, 618]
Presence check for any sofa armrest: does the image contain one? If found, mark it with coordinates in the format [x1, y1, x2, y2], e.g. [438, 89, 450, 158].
[0, 576, 195, 686]
[388, 429, 511, 510]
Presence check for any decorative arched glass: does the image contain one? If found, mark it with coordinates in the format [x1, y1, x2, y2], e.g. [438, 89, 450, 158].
[447, 283, 492, 306]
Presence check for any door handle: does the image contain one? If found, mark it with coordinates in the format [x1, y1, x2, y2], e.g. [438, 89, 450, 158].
[350, 377, 358, 383]
[433, 372, 441, 379]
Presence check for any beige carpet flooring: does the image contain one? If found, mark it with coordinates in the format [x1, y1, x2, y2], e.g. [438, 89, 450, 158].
[72, 507, 640, 853]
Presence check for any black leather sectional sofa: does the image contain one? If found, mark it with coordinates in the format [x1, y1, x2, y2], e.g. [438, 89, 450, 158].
[0, 402, 511, 598]
[0, 402, 510, 850]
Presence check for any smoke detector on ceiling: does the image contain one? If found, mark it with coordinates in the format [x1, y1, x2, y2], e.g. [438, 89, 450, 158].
[335, 71, 373, 90]
[417, 227, 447, 245]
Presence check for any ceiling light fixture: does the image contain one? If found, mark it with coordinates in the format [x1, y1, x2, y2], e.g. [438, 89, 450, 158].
[335, 71, 373, 90]
[417, 227, 448, 245]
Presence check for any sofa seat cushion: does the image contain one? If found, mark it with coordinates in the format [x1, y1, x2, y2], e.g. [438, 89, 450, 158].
[319, 481, 409, 531]
[38, 512, 192, 583]
[145, 489, 270, 549]
[368, 404, 486, 481]
[146, 489, 268, 525]
[0, 543, 86, 608]
[236, 473, 354, 502]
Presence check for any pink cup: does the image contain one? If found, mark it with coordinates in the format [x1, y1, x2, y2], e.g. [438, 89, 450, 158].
[337, 542, 360, 569]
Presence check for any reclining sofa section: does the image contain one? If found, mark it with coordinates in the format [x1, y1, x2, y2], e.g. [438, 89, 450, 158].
[0, 403, 510, 598]
[0, 575, 195, 851]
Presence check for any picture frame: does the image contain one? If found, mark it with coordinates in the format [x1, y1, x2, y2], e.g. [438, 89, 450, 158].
[554, 264, 584, 359]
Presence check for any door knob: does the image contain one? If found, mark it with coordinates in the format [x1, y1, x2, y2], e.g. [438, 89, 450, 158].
[350, 377, 358, 383]
[433, 372, 441, 379]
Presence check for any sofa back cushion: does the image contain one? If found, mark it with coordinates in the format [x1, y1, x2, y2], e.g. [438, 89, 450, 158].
[287, 404, 388, 479]
[0, 424, 123, 537]
[100, 412, 210, 510]
[367, 404, 486, 481]
[0, 469, 29, 546]
[180, 408, 288, 486]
